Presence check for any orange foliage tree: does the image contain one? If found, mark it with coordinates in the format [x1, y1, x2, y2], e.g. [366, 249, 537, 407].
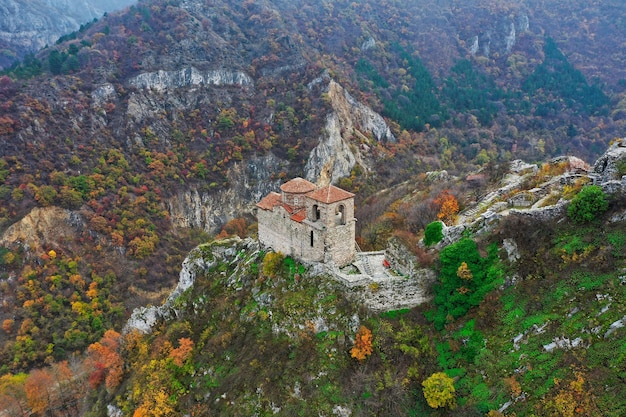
[434, 190, 459, 225]
[169, 337, 194, 367]
[2, 319, 14, 334]
[87, 329, 124, 390]
[540, 370, 599, 417]
[24, 369, 54, 414]
[216, 217, 247, 239]
[350, 326, 373, 362]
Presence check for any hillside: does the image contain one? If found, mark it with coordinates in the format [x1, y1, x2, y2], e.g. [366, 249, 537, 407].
[4, 142, 626, 415]
[91, 142, 626, 416]
[1, 0, 626, 415]
[0, 0, 136, 69]
[67, 164, 626, 416]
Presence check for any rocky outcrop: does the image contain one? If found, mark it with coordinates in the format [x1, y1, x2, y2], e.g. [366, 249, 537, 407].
[0, 206, 85, 252]
[91, 83, 116, 108]
[305, 79, 395, 186]
[166, 153, 288, 233]
[304, 113, 358, 187]
[468, 13, 530, 57]
[124, 237, 259, 333]
[593, 138, 626, 183]
[128, 67, 253, 92]
[326, 80, 395, 144]
[446, 155, 593, 247]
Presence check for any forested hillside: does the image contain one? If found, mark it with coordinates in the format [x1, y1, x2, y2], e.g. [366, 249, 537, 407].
[0, 0, 626, 415]
[0, 0, 136, 69]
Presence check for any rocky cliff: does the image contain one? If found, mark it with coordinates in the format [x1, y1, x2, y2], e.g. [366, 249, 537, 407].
[305, 77, 395, 186]
[166, 154, 288, 233]
[0, 206, 85, 252]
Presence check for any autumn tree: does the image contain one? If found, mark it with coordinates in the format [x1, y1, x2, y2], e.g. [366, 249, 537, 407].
[49, 361, 85, 414]
[24, 369, 54, 415]
[540, 371, 599, 417]
[133, 390, 176, 417]
[87, 329, 123, 390]
[261, 251, 284, 278]
[169, 337, 194, 367]
[434, 190, 459, 225]
[456, 261, 473, 280]
[422, 372, 456, 409]
[0, 373, 28, 417]
[216, 217, 247, 239]
[350, 325, 373, 362]
[2, 319, 14, 334]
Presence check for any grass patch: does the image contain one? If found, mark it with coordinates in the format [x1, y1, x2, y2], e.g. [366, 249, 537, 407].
[379, 308, 410, 319]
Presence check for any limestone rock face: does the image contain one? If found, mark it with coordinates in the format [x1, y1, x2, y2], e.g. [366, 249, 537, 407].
[166, 153, 288, 233]
[0, 206, 85, 252]
[469, 13, 530, 57]
[305, 79, 395, 186]
[593, 138, 626, 184]
[305, 113, 358, 187]
[128, 67, 253, 92]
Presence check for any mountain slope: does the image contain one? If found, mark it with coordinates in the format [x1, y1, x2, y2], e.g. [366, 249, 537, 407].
[0, 0, 137, 69]
[0, 0, 626, 400]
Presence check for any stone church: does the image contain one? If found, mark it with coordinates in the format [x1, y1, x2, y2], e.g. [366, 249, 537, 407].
[256, 177, 356, 267]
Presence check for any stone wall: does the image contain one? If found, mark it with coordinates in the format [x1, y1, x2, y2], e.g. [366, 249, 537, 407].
[258, 195, 356, 267]
[257, 207, 325, 263]
[324, 222, 356, 267]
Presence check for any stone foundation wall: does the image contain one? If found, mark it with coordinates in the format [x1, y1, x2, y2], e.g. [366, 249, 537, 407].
[324, 221, 356, 267]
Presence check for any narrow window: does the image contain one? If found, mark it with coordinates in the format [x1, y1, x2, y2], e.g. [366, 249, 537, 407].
[313, 204, 320, 220]
[336, 205, 346, 225]
[310, 230, 314, 247]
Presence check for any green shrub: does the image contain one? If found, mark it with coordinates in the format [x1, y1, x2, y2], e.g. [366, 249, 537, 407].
[567, 185, 608, 223]
[424, 221, 444, 246]
[429, 238, 503, 330]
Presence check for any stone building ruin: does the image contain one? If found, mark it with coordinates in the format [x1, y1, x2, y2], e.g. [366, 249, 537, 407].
[256, 177, 356, 267]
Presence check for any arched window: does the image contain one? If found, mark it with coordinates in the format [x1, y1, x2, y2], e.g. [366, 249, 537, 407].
[312, 204, 320, 221]
[336, 205, 345, 225]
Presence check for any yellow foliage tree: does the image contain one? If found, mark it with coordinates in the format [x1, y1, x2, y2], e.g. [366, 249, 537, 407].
[435, 190, 459, 225]
[422, 372, 456, 409]
[261, 251, 284, 278]
[350, 326, 373, 362]
[0, 373, 28, 416]
[456, 261, 473, 281]
[134, 390, 176, 417]
[540, 371, 599, 417]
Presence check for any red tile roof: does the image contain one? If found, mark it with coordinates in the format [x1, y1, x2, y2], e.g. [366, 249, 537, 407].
[256, 192, 281, 210]
[291, 209, 307, 223]
[281, 203, 297, 214]
[308, 185, 354, 204]
[280, 177, 316, 194]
